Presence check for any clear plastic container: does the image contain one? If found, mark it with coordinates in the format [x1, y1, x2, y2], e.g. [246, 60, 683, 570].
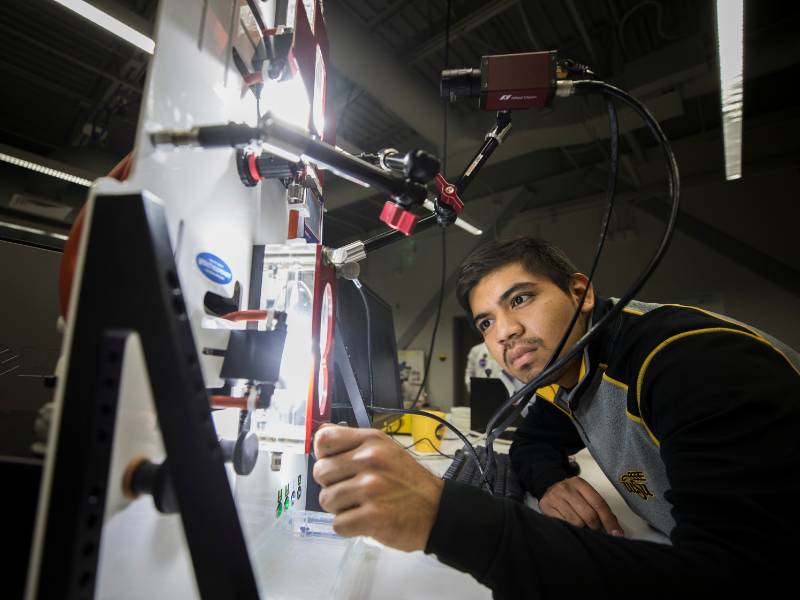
[286, 509, 341, 539]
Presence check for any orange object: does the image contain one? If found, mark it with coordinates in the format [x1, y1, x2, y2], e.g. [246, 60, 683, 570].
[287, 209, 300, 239]
[121, 455, 150, 499]
[210, 395, 248, 410]
[221, 310, 268, 322]
[58, 152, 134, 318]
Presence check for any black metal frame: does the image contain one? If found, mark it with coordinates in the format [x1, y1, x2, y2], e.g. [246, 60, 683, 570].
[30, 193, 258, 599]
[362, 111, 512, 253]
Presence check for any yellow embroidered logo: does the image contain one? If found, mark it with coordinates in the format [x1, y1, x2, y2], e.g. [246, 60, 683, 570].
[619, 471, 654, 500]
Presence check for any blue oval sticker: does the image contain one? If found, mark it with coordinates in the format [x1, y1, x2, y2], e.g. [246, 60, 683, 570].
[196, 252, 232, 284]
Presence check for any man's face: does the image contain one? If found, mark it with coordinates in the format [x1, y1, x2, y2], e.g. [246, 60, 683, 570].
[467, 262, 594, 387]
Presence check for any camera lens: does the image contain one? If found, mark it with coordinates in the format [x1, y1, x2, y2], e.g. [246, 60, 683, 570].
[440, 68, 481, 103]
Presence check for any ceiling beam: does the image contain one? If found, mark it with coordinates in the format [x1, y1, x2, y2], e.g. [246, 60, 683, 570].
[366, 0, 409, 28]
[323, 88, 684, 212]
[516, 3, 544, 50]
[0, 60, 93, 105]
[323, 32, 800, 213]
[637, 198, 800, 299]
[342, 103, 800, 269]
[0, 22, 143, 95]
[324, 1, 480, 151]
[408, 0, 519, 64]
[564, 0, 598, 64]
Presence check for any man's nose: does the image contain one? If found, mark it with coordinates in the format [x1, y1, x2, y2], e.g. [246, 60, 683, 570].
[495, 311, 523, 345]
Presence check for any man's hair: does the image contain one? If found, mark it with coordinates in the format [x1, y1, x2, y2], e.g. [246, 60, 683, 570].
[455, 237, 578, 319]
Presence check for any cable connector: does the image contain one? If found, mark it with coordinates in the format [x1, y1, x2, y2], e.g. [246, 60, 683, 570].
[556, 80, 577, 98]
[557, 58, 596, 79]
[326, 240, 366, 266]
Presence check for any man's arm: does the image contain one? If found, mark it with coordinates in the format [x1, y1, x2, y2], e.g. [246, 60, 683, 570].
[509, 396, 585, 498]
[510, 397, 624, 534]
[314, 332, 800, 597]
[429, 331, 800, 596]
[313, 426, 444, 552]
[638, 329, 800, 576]
[312, 425, 683, 597]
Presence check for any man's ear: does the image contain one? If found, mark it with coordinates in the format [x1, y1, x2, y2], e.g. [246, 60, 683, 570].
[570, 273, 595, 314]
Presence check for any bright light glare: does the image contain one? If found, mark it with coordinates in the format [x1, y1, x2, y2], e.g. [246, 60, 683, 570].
[0, 152, 93, 187]
[51, 0, 155, 54]
[716, 0, 744, 180]
[454, 218, 483, 236]
[0, 221, 68, 240]
[262, 76, 311, 132]
[313, 46, 326, 137]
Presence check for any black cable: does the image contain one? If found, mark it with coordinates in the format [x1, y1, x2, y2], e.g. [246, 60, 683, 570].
[370, 405, 493, 492]
[484, 80, 680, 455]
[385, 418, 404, 435]
[486, 80, 679, 439]
[409, 228, 446, 409]
[442, 0, 452, 175]
[401, 437, 456, 459]
[351, 277, 469, 476]
[485, 97, 619, 465]
[407, 0, 452, 409]
[353, 278, 374, 410]
[544, 100, 619, 370]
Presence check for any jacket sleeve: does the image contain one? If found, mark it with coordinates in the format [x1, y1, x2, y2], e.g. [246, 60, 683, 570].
[508, 395, 585, 498]
[426, 331, 800, 598]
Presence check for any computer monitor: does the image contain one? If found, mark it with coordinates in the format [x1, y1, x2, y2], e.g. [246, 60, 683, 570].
[469, 377, 522, 441]
[331, 279, 403, 429]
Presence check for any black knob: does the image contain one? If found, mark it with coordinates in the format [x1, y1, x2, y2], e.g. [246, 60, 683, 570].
[404, 150, 440, 184]
[125, 458, 178, 514]
[219, 431, 259, 476]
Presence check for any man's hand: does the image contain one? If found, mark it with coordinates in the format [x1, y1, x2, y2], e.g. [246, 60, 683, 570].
[312, 425, 444, 552]
[539, 476, 624, 536]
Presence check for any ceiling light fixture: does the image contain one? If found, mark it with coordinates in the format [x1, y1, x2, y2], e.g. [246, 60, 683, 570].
[51, 0, 155, 55]
[0, 221, 69, 241]
[715, 0, 744, 180]
[0, 152, 93, 187]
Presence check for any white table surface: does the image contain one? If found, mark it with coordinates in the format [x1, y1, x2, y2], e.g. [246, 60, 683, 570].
[259, 435, 668, 600]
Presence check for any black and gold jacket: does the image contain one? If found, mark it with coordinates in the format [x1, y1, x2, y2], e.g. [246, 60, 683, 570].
[426, 297, 800, 597]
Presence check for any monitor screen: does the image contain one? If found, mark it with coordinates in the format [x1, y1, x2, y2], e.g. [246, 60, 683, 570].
[331, 279, 403, 429]
[469, 377, 522, 441]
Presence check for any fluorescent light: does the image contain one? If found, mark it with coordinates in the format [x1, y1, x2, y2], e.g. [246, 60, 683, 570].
[453, 217, 483, 236]
[51, 0, 155, 54]
[715, 0, 744, 180]
[0, 152, 93, 187]
[0, 221, 69, 241]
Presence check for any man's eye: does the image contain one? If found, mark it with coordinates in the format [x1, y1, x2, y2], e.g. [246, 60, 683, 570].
[478, 319, 492, 332]
[511, 294, 531, 307]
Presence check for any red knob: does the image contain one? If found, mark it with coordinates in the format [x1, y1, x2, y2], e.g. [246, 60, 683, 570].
[380, 201, 418, 235]
[434, 173, 464, 216]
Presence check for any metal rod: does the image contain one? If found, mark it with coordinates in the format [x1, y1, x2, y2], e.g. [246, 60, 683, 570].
[362, 112, 511, 253]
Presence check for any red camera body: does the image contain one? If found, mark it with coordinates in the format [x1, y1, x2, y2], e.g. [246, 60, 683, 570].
[480, 51, 557, 110]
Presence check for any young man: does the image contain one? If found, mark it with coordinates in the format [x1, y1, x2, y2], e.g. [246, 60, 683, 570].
[312, 237, 800, 596]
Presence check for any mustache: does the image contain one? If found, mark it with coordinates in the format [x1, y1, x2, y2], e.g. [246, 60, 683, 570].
[503, 338, 544, 367]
